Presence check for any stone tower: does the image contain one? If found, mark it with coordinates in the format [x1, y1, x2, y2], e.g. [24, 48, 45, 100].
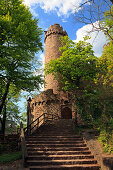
[27, 24, 76, 126]
[44, 24, 67, 94]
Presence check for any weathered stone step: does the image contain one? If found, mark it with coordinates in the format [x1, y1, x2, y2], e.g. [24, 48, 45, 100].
[26, 138, 83, 141]
[27, 135, 82, 138]
[38, 132, 74, 134]
[27, 155, 94, 160]
[27, 146, 89, 151]
[25, 119, 100, 169]
[26, 141, 85, 144]
[29, 164, 100, 170]
[35, 134, 76, 136]
[28, 151, 92, 156]
[26, 143, 86, 147]
[27, 159, 98, 166]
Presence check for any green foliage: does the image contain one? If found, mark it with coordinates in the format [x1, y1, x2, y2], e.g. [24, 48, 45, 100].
[45, 7, 113, 152]
[102, 5, 113, 41]
[0, 84, 22, 133]
[0, 0, 43, 94]
[0, 151, 22, 163]
[46, 36, 101, 125]
[95, 42, 113, 87]
[46, 36, 98, 91]
[46, 35, 113, 153]
[21, 112, 27, 127]
[0, 0, 44, 134]
[95, 7, 113, 152]
[98, 129, 113, 153]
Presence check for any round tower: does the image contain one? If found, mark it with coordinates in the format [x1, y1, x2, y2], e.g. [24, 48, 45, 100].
[44, 24, 67, 94]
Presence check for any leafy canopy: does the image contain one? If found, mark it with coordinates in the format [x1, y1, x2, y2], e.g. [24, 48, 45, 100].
[0, 0, 43, 92]
[0, 0, 44, 128]
[95, 42, 113, 87]
[102, 5, 113, 41]
[45, 36, 98, 91]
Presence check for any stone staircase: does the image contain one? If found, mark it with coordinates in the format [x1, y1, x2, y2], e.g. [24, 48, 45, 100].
[25, 119, 100, 169]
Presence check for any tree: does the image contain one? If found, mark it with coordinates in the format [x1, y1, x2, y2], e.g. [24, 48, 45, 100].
[74, 0, 113, 41]
[46, 36, 98, 92]
[95, 42, 113, 87]
[0, 83, 21, 137]
[93, 41, 113, 122]
[0, 0, 43, 118]
[45, 36, 98, 124]
[93, 42, 113, 153]
[102, 6, 113, 41]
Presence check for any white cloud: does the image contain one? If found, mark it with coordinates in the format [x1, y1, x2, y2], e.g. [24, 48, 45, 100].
[32, 53, 45, 91]
[61, 19, 67, 23]
[40, 53, 45, 69]
[23, 0, 84, 16]
[30, 8, 39, 17]
[75, 23, 107, 57]
[39, 53, 45, 91]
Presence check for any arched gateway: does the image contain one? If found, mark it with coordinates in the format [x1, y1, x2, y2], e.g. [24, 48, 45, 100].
[61, 107, 72, 119]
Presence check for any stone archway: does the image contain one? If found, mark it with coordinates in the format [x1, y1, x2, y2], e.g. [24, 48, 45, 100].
[61, 107, 72, 119]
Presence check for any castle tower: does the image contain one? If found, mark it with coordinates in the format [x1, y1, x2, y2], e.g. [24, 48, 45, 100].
[27, 24, 76, 127]
[44, 24, 67, 94]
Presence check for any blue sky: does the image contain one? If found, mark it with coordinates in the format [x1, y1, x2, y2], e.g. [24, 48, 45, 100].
[19, 0, 111, 113]
[23, 0, 112, 68]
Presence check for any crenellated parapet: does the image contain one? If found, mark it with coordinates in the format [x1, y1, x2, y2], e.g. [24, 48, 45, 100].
[44, 24, 67, 42]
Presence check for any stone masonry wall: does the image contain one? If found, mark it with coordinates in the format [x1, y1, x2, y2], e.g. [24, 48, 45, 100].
[27, 24, 75, 127]
[44, 24, 67, 94]
[28, 89, 75, 125]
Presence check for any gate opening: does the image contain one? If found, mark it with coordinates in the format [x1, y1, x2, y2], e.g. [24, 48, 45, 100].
[61, 107, 72, 119]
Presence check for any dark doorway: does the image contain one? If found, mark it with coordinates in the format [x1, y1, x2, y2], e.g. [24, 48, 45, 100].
[61, 107, 72, 119]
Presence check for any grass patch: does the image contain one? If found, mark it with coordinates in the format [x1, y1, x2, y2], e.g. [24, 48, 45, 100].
[0, 151, 22, 164]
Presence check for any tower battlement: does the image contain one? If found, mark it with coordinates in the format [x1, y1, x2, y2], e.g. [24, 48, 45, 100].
[44, 24, 67, 42]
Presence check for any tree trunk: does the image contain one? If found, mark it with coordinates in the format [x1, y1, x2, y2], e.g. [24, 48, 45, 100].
[1, 104, 7, 140]
[0, 79, 10, 115]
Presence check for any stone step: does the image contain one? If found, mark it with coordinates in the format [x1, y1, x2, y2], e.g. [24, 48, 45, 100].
[27, 159, 98, 166]
[27, 155, 94, 160]
[27, 135, 82, 138]
[29, 164, 100, 170]
[28, 151, 92, 156]
[26, 119, 100, 169]
[26, 141, 85, 144]
[26, 143, 86, 148]
[35, 134, 76, 136]
[26, 138, 83, 141]
[37, 132, 74, 134]
[27, 146, 89, 151]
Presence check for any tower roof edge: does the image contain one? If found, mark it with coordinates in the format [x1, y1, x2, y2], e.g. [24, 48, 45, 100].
[44, 23, 68, 42]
